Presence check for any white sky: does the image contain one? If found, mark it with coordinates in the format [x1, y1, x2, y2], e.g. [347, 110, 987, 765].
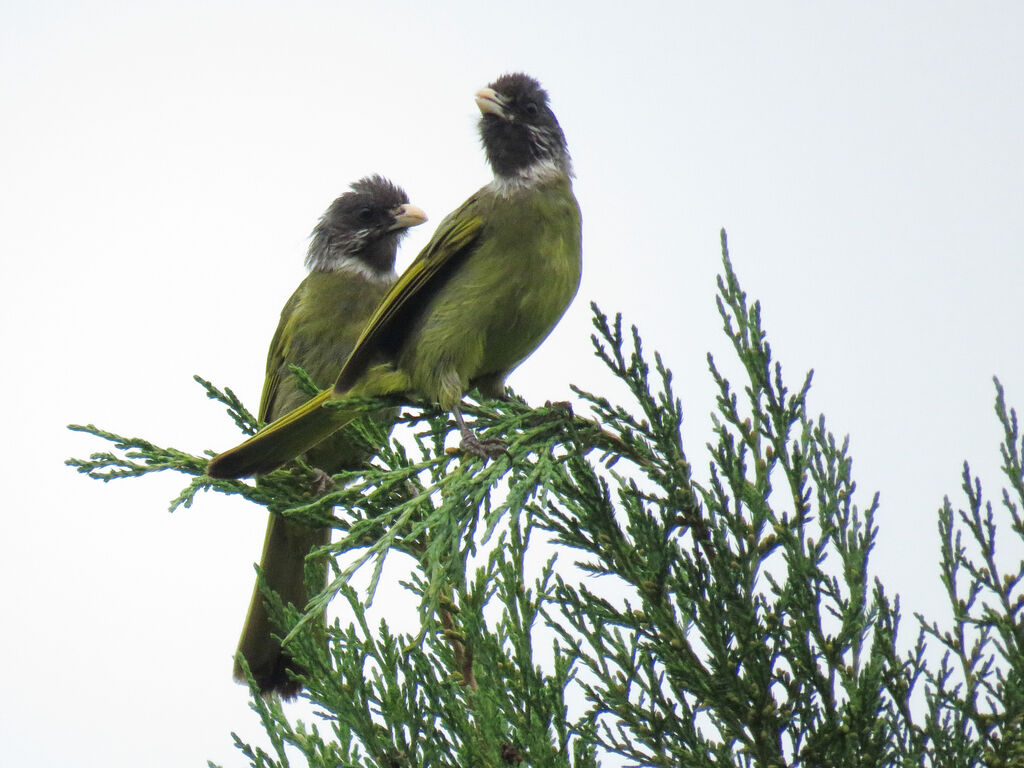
[2, 2, 1022, 765]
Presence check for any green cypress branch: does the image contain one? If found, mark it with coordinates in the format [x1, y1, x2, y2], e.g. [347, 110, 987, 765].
[68, 230, 1024, 767]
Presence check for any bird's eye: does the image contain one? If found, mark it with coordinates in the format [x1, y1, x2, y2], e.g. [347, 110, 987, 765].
[523, 101, 540, 118]
[357, 207, 374, 224]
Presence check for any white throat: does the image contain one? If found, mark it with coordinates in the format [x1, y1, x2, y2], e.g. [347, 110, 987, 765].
[487, 158, 567, 198]
[309, 254, 396, 284]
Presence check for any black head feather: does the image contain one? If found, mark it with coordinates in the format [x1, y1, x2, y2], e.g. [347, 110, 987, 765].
[306, 175, 416, 274]
[478, 73, 571, 181]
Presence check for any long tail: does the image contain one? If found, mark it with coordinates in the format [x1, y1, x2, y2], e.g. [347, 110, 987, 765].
[207, 389, 354, 478]
[234, 513, 328, 698]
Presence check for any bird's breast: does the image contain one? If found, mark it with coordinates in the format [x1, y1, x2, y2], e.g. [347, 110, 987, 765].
[402, 180, 582, 405]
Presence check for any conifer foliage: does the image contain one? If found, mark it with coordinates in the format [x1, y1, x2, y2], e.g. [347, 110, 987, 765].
[69, 232, 1024, 767]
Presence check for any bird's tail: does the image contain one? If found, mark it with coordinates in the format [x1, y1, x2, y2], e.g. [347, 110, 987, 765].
[207, 388, 354, 478]
[234, 514, 329, 698]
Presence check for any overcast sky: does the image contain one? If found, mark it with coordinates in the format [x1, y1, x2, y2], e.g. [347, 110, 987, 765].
[2, 2, 1022, 766]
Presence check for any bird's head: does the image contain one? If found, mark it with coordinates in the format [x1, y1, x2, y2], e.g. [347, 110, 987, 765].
[307, 175, 427, 274]
[476, 73, 571, 186]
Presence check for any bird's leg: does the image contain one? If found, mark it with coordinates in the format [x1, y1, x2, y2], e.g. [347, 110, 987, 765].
[309, 467, 335, 496]
[452, 403, 507, 459]
[544, 399, 573, 413]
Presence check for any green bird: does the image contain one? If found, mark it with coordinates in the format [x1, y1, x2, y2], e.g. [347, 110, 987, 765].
[235, 176, 426, 697]
[207, 72, 582, 479]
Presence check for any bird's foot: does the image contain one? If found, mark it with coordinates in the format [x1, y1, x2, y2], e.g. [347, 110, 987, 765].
[310, 468, 336, 495]
[520, 400, 574, 429]
[544, 399, 573, 414]
[459, 429, 508, 460]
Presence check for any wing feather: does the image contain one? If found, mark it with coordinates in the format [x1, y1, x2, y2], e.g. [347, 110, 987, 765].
[333, 201, 485, 392]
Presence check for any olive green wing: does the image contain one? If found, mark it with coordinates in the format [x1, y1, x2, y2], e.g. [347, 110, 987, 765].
[207, 198, 486, 479]
[333, 199, 485, 393]
[257, 290, 302, 424]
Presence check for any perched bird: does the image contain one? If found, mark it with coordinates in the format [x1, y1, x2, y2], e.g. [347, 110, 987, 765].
[235, 176, 426, 697]
[207, 72, 582, 484]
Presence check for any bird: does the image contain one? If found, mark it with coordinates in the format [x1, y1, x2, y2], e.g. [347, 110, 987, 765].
[207, 72, 582, 486]
[234, 175, 426, 697]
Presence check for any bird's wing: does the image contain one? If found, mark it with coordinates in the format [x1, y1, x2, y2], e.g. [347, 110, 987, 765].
[333, 198, 485, 392]
[257, 290, 301, 424]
